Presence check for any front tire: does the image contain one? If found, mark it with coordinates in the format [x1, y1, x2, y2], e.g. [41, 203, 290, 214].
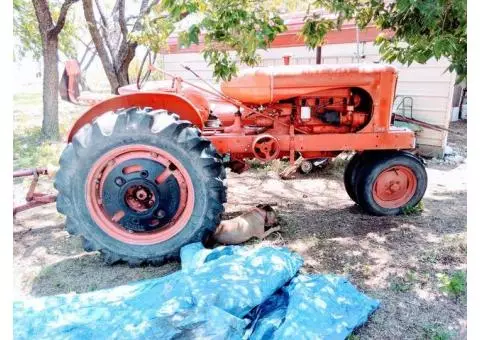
[54, 107, 226, 266]
[354, 151, 427, 216]
[343, 152, 364, 203]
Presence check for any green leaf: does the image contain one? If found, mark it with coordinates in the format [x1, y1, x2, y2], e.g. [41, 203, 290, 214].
[134, 0, 466, 82]
[188, 25, 200, 45]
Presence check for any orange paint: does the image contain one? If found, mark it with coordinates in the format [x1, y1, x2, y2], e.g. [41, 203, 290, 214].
[85, 145, 195, 245]
[67, 92, 207, 142]
[221, 64, 396, 105]
[68, 64, 415, 167]
[373, 165, 417, 208]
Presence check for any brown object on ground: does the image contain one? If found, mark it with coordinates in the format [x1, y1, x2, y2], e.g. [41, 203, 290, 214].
[212, 204, 280, 245]
[279, 156, 304, 179]
[13, 168, 57, 216]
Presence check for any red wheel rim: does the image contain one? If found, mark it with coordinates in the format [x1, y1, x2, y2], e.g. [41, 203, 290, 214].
[85, 145, 194, 245]
[252, 135, 280, 161]
[372, 165, 417, 208]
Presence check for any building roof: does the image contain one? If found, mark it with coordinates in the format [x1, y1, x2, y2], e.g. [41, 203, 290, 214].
[165, 10, 381, 53]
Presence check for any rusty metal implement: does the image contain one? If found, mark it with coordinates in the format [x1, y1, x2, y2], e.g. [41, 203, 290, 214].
[13, 168, 57, 216]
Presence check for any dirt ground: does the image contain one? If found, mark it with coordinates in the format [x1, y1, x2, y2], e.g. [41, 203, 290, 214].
[13, 94, 467, 339]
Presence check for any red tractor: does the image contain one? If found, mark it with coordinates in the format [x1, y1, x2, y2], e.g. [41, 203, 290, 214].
[52, 62, 427, 265]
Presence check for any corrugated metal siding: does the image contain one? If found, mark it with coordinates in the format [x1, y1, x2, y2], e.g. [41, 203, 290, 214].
[161, 42, 455, 151]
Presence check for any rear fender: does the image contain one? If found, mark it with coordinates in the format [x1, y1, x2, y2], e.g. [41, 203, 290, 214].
[67, 92, 205, 142]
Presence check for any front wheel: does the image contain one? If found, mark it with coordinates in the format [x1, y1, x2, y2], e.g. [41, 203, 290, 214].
[354, 151, 427, 216]
[54, 108, 226, 266]
[343, 152, 365, 203]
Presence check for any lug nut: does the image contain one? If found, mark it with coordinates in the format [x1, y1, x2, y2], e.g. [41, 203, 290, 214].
[156, 209, 165, 219]
[115, 177, 126, 186]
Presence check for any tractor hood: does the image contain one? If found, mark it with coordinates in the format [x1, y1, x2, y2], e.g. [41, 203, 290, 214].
[220, 64, 397, 105]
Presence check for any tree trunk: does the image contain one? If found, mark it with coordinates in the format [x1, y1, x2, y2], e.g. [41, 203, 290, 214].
[32, 0, 78, 140]
[83, 0, 158, 94]
[41, 38, 60, 139]
[83, 0, 121, 93]
[116, 42, 137, 87]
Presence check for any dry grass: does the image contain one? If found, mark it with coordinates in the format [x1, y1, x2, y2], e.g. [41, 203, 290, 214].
[13, 93, 467, 339]
[13, 92, 84, 170]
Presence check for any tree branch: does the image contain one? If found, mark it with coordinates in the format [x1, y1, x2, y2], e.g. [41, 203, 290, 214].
[49, 0, 79, 38]
[111, 0, 121, 14]
[82, 50, 97, 72]
[94, 0, 109, 28]
[145, 0, 161, 16]
[78, 40, 94, 65]
[83, 0, 120, 92]
[93, 0, 118, 65]
[131, 0, 160, 33]
[32, 0, 54, 37]
[118, 0, 128, 39]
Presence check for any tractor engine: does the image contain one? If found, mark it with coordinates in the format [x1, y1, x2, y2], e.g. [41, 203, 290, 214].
[242, 87, 373, 135]
[284, 87, 372, 134]
[220, 65, 377, 135]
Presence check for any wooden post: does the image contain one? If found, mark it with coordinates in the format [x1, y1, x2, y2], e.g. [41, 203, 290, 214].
[316, 46, 322, 64]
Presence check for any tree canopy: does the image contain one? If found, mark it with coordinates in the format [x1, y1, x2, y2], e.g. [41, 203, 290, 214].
[134, 0, 466, 82]
[304, 0, 467, 83]
[13, 0, 78, 61]
[133, 0, 287, 80]
[14, 0, 467, 85]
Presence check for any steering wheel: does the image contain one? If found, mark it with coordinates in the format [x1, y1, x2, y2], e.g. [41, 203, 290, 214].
[136, 50, 158, 90]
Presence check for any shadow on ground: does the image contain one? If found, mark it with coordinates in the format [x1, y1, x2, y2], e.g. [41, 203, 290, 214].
[13, 122, 467, 339]
[30, 254, 179, 296]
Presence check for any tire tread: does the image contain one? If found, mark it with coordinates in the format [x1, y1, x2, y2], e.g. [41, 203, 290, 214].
[55, 107, 226, 266]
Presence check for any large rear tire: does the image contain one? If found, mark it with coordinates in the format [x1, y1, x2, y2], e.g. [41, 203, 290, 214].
[54, 107, 226, 266]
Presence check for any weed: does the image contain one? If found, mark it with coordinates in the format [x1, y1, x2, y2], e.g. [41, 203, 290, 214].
[13, 126, 66, 170]
[246, 159, 271, 170]
[346, 334, 360, 340]
[437, 270, 466, 300]
[88, 284, 98, 292]
[422, 323, 452, 340]
[421, 235, 466, 265]
[321, 157, 346, 177]
[245, 159, 289, 173]
[401, 200, 425, 215]
[420, 250, 438, 264]
[390, 270, 417, 292]
[390, 280, 412, 293]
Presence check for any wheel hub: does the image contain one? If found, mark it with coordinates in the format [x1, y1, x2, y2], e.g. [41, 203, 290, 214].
[300, 160, 313, 174]
[124, 183, 157, 213]
[86, 145, 195, 245]
[252, 135, 280, 161]
[373, 165, 417, 208]
[101, 158, 181, 232]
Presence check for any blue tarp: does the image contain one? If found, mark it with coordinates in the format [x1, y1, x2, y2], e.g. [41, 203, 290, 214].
[14, 243, 379, 339]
